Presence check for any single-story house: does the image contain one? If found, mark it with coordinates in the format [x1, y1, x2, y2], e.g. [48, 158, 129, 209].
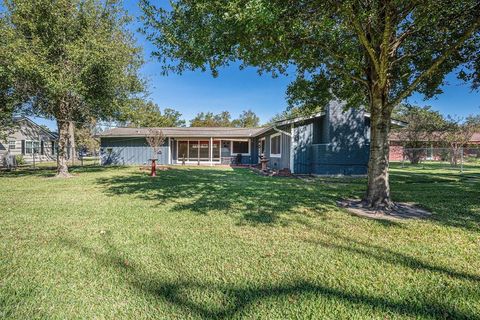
[99, 102, 402, 175]
[389, 132, 480, 161]
[0, 116, 58, 165]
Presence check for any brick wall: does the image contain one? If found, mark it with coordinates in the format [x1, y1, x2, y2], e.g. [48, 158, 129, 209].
[389, 144, 404, 161]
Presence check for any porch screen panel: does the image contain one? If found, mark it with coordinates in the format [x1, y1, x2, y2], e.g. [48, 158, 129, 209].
[178, 141, 188, 160]
[233, 141, 249, 154]
[213, 141, 220, 159]
[188, 141, 199, 160]
[199, 141, 209, 160]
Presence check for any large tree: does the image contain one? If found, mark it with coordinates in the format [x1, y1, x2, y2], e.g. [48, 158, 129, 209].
[121, 100, 186, 127]
[141, 0, 480, 209]
[2, 0, 144, 177]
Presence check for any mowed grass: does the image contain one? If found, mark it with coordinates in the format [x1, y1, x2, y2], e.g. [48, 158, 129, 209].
[0, 164, 479, 319]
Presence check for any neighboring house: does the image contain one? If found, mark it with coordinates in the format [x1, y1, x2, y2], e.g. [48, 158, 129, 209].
[99, 102, 404, 175]
[389, 132, 480, 161]
[0, 117, 57, 164]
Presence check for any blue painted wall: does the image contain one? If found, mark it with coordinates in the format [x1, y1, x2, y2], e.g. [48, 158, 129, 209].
[293, 102, 369, 175]
[100, 137, 169, 165]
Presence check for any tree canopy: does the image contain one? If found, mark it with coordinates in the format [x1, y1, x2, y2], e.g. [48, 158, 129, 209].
[190, 110, 261, 127]
[1, 0, 144, 176]
[141, 0, 480, 209]
[190, 111, 232, 127]
[121, 100, 186, 127]
[231, 110, 260, 128]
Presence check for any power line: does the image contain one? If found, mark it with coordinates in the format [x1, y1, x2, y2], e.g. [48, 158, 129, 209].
[16, 113, 128, 128]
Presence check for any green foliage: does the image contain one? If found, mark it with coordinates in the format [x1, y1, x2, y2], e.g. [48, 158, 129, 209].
[121, 100, 186, 127]
[0, 165, 480, 318]
[190, 110, 261, 127]
[140, 0, 479, 111]
[442, 115, 480, 147]
[14, 154, 25, 165]
[231, 109, 260, 127]
[75, 123, 100, 153]
[2, 0, 144, 120]
[393, 105, 449, 147]
[190, 111, 230, 127]
[1, 0, 145, 174]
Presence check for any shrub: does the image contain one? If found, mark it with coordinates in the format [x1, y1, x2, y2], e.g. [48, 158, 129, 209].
[15, 154, 25, 165]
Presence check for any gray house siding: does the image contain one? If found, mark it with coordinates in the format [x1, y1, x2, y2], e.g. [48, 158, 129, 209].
[100, 137, 169, 165]
[257, 127, 291, 170]
[293, 103, 369, 175]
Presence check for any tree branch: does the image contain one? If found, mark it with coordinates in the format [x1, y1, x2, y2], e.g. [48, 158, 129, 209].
[388, 15, 480, 109]
[390, 24, 417, 56]
[345, 5, 381, 75]
[379, 0, 393, 87]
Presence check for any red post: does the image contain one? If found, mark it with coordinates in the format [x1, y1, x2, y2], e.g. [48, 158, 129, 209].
[150, 159, 156, 177]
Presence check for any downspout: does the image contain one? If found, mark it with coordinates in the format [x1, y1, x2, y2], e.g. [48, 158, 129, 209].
[168, 137, 171, 164]
[290, 123, 294, 173]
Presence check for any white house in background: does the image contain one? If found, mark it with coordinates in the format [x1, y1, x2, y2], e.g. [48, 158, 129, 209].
[0, 117, 57, 164]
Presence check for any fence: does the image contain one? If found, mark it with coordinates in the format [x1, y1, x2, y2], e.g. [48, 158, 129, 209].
[398, 147, 480, 172]
[1, 148, 101, 170]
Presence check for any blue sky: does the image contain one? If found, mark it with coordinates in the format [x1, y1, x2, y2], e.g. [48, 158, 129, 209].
[32, 0, 480, 130]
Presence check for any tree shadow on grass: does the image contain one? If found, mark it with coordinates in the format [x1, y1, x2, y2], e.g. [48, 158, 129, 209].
[304, 233, 480, 283]
[59, 235, 479, 319]
[96, 167, 388, 227]
[0, 164, 121, 178]
[389, 170, 480, 231]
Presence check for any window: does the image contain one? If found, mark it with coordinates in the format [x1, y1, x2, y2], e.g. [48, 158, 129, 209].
[188, 141, 199, 160]
[178, 141, 188, 159]
[51, 141, 56, 155]
[212, 141, 220, 159]
[259, 138, 266, 155]
[231, 140, 249, 155]
[25, 141, 40, 154]
[199, 141, 209, 159]
[8, 140, 15, 150]
[270, 133, 281, 157]
[312, 117, 325, 144]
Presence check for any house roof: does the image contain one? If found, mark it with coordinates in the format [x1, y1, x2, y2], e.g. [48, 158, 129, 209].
[389, 131, 480, 143]
[99, 108, 407, 139]
[14, 116, 57, 140]
[98, 126, 265, 138]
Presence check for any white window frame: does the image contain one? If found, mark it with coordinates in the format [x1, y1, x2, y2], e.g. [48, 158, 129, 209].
[230, 139, 250, 156]
[270, 133, 281, 158]
[8, 140, 15, 150]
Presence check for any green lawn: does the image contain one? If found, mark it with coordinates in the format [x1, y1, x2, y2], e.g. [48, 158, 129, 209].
[1, 164, 479, 319]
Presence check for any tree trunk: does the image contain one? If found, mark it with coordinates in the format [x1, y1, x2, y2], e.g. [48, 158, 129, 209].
[364, 98, 394, 210]
[56, 108, 72, 177]
[68, 121, 75, 166]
